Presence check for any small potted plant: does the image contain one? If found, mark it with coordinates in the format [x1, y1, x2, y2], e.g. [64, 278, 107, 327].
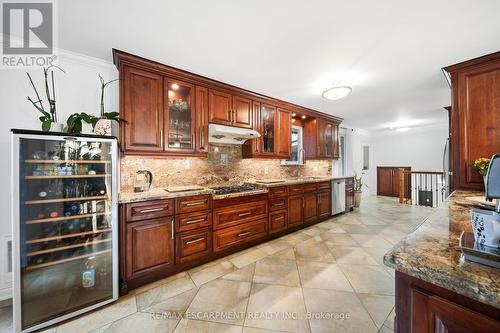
[353, 173, 368, 207]
[472, 157, 491, 188]
[93, 74, 120, 136]
[27, 66, 66, 132]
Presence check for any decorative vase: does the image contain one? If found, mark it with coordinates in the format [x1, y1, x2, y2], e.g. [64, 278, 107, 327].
[93, 119, 113, 136]
[354, 190, 363, 207]
[49, 122, 64, 132]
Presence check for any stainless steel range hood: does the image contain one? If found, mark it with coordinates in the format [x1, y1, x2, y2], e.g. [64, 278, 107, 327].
[208, 123, 260, 145]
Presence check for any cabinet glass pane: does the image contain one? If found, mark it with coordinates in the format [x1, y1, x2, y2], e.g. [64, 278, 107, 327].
[262, 106, 275, 153]
[167, 82, 193, 149]
[325, 123, 333, 156]
[18, 137, 114, 330]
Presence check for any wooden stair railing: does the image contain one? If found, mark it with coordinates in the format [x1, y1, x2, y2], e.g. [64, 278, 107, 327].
[399, 169, 448, 208]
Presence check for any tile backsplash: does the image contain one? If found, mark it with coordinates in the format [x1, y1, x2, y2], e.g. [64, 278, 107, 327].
[120, 144, 333, 191]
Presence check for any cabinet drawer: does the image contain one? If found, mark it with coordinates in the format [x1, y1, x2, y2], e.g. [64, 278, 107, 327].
[176, 228, 211, 264]
[176, 195, 212, 214]
[303, 183, 319, 192]
[176, 210, 212, 232]
[125, 199, 174, 222]
[318, 181, 331, 191]
[269, 209, 287, 234]
[269, 198, 288, 211]
[213, 218, 267, 252]
[213, 200, 268, 230]
[288, 184, 304, 195]
[268, 186, 288, 198]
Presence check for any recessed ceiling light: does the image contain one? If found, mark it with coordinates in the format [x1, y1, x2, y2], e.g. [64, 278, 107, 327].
[301, 115, 307, 119]
[396, 127, 411, 132]
[322, 85, 352, 100]
[171, 83, 179, 90]
[291, 113, 296, 117]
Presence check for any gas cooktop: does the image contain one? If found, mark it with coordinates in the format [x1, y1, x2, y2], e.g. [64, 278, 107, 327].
[209, 185, 259, 195]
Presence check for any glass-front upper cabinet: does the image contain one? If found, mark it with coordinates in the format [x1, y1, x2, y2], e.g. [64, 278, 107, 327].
[325, 122, 333, 157]
[261, 104, 276, 154]
[165, 79, 195, 152]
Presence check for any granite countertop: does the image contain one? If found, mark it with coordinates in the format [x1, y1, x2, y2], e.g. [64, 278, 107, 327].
[119, 176, 342, 203]
[384, 190, 500, 309]
[332, 175, 355, 180]
[246, 176, 334, 188]
[119, 187, 215, 204]
[212, 188, 269, 200]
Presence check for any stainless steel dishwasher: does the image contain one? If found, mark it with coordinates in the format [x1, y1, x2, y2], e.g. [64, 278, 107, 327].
[332, 179, 346, 215]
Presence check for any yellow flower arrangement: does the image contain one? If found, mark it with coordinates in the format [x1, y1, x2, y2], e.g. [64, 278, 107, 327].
[472, 157, 490, 176]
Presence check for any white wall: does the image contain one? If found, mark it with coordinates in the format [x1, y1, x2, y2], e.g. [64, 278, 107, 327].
[0, 50, 117, 298]
[366, 125, 449, 196]
[344, 128, 373, 197]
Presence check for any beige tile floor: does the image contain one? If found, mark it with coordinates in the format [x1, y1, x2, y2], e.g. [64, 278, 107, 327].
[0, 196, 432, 333]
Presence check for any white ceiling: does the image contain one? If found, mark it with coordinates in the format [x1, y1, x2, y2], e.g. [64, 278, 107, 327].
[59, 0, 500, 133]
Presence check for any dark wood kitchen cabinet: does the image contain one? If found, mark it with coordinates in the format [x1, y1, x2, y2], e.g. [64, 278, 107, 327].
[208, 89, 252, 129]
[317, 189, 331, 219]
[122, 66, 164, 153]
[444, 51, 500, 190]
[277, 108, 292, 157]
[115, 49, 342, 158]
[125, 217, 175, 281]
[288, 194, 304, 227]
[243, 105, 291, 159]
[164, 78, 196, 153]
[195, 86, 209, 153]
[395, 271, 500, 333]
[377, 166, 411, 197]
[304, 118, 340, 160]
[119, 64, 206, 156]
[303, 191, 318, 224]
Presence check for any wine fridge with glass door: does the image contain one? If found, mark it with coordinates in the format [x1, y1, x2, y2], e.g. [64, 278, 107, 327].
[11, 130, 118, 332]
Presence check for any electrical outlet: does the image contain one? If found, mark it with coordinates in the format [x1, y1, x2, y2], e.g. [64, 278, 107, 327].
[313, 166, 318, 172]
[264, 167, 269, 175]
[220, 153, 228, 165]
[184, 159, 191, 169]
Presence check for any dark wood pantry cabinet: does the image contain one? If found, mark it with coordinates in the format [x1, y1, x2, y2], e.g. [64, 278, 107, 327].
[114, 49, 342, 158]
[377, 166, 411, 197]
[443, 51, 500, 190]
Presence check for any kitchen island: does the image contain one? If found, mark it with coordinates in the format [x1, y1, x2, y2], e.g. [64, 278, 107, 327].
[384, 191, 500, 332]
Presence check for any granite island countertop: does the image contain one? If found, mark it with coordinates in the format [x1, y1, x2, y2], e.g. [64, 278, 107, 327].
[384, 190, 500, 309]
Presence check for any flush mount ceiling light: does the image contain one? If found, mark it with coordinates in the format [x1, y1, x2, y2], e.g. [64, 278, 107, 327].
[322, 84, 352, 100]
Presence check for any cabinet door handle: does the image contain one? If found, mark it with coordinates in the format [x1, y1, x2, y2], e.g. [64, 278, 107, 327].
[186, 237, 205, 245]
[238, 212, 252, 217]
[274, 216, 284, 222]
[160, 130, 164, 149]
[237, 231, 251, 237]
[171, 219, 174, 240]
[183, 200, 206, 206]
[138, 207, 164, 214]
[184, 218, 206, 224]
